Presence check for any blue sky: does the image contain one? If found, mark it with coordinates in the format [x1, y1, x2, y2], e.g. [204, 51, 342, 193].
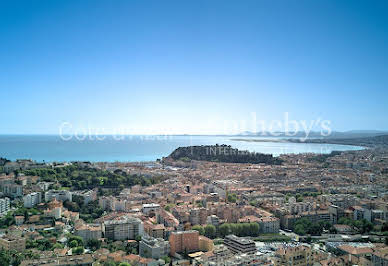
[0, 0, 387, 134]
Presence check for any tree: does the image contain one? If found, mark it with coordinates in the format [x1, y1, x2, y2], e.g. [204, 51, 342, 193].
[87, 239, 102, 251]
[249, 223, 260, 237]
[118, 263, 131, 266]
[219, 223, 231, 238]
[69, 240, 79, 248]
[52, 243, 64, 250]
[162, 255, 171, 264]
[103, 261, 116, 266]
[204, 224, 216, 239]
[192, 225, 205, 235]
[72, 246, 84, 255]
[227, 193, 237, 203]
[68, 235, 84, 247]
[294, 224, 306, 236]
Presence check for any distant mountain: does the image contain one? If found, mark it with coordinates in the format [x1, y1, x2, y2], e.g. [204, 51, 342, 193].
[291, 134, 388, 147]
[237, 130, 388, 139]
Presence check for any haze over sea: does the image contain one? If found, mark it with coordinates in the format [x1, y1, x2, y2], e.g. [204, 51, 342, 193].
[0, 135, 364, 163]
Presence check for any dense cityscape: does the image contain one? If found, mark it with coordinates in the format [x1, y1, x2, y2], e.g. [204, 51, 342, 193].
[0, 137, 387, 266]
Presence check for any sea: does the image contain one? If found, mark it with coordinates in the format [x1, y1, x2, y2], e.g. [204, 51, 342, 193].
[0, 135, 364, 163]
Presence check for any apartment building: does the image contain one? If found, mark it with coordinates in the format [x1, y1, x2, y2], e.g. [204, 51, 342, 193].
[72, 189, 97, 205]
[189, 208, 207, 225]
[103, 216, 144, 240]
[257, 217, 280, 233]
[157, 209, 180, 228]
[0, 197, 10, 215]
[144, 221, 165, 239]
[206, 215, 220, 227]
[169, 230, 199, 255]
[2, 183, 23, 198]
[45, 190, 72, 202]
[199, 235, 214, 252]
[23, 192, 42, 208]
[75, 223, 102, 241]
[139, 235, 170, 259]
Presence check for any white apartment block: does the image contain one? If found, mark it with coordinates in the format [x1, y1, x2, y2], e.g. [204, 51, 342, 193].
[0, 198, 10, 215]
[45, 190, 72, 202]
[23, 192, 42, 208]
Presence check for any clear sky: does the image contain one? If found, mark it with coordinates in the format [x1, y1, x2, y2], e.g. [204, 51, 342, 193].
[1, 0, 387, 134]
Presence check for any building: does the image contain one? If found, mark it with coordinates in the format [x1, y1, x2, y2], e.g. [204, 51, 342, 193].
[189, 208, 207, 225]
[287, 201, 314, 215]
[139, 235, 170, 259]
[329, 204, 345, 224]
[2, 183, 23, 198]
[206, 215, 220, 227]
[72, 189, 97, 205]
[44, 206, 62, 219]
[37, 181, 53, 191]
[275, 245, 314, 266]
[23, 192, 42, 208]
[20, 254, 93, 266]
[223, 235, 256, 254]
[0, 235, 26, 252]
[0, 197, 10, 215]
[333, 224, 354, 234]
[199, 235, 214, 252]
[157, 209, 180, 228]
[15, 216, 25, 225]
[144, 221, 165, 239]
[75, 223, 102, 241]
[338, 244, 374, 258]
[45, 190, 72, 202]
[169, 230, 199, 255]
[103, 216, 144, 240]
[142, 203, 161, 215]
[258, 217, 280, 233]
[372, 247, 388, 266]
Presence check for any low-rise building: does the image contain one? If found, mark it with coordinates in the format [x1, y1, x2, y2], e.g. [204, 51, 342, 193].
[142, 203, 161, 215]
[224, 235, 256, 254]
[0, 235, 26, 252]
[15, 216, 25, 225]
[19, 254, 93, 266]
[372, 246, 388, 266]
[275, 245, 314, 266]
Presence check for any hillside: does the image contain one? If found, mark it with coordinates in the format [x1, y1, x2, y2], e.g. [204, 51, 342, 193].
[166, 144, 282, 165]
[292, 134, 388, 147]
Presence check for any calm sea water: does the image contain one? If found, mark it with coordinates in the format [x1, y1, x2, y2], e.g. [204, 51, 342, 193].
[0, 135, 364, 162]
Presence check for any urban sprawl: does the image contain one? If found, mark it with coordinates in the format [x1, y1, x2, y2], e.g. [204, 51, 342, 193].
[0, 145, 388, 266]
